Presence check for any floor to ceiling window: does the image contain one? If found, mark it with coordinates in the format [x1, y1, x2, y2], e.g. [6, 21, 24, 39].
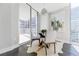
[19, 3, 39, 44]
[19, 3, 31, 44]
[31, 8, 38, 38]
[71, 3, 79, 44]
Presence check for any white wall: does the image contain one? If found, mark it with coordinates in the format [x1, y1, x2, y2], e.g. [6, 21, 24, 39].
[38, 4, 70, 43]
[49, 6, 70, 43]
[0, 3, 19, 53]
[11, 3, 19, 46]
[40, 13, 49, 31]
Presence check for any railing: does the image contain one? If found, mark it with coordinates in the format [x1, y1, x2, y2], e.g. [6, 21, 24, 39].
[71, 31, 79, 43]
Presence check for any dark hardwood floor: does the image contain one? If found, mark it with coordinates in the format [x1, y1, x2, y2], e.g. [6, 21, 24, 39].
[0, 42, 79, 56]
[0, 42, 37, 56]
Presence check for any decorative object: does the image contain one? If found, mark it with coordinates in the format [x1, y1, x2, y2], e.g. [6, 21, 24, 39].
[51, 17, 63, 31]
[51, 17, 63, 53]
[41, 8, 47, 15]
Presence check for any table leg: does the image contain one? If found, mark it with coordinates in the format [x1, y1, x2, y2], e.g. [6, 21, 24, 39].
[45, 46, 47, 56]
[31, 40, 32, 47]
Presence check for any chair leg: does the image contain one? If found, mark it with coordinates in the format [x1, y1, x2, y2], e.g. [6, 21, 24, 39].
[45, 45, 47, 56]
[31, 40, 33, 46]
[54, 43, 56, 54]
[39, 39, 40, 44]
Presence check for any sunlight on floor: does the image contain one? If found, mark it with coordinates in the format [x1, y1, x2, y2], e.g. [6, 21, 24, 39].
[19, 34, 30, 44]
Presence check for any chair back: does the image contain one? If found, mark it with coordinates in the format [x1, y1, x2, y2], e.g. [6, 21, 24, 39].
[39, 33, 45, 38]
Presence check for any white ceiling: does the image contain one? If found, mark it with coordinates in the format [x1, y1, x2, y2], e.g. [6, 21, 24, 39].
[29, 3, 69, 13]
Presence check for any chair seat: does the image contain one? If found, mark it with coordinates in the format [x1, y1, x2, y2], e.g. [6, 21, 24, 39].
[32, 38, 40, 41]
[31, 35, 40, 46]
[32, 35, 40, 41]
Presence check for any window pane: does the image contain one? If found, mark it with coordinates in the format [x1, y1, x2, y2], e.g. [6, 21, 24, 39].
[71, 4, 79, 43]
[19, 4, 31, 44]
[31, 9, 37, 38]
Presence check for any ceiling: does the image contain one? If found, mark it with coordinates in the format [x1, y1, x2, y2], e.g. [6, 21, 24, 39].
[29, 3, 69, 13]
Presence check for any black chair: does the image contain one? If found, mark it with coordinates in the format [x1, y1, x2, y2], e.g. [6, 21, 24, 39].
[31, 33, 45, 46]
[38, 33, 46, 43]
[31, 34, 41, 46]
[31, 37, 40, 46]
[31, 29, 47, 46]
[38, 33, 46, 46]
[39, 33, 45, 38]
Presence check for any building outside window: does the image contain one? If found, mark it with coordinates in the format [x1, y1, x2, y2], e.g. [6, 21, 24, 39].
[71, 4, 79, 43]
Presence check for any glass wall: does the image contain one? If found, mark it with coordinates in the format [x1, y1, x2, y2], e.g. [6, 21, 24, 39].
[19, 3, 39, 44]
[31, 8, 38, 38]
[71, 3, 79, 43]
